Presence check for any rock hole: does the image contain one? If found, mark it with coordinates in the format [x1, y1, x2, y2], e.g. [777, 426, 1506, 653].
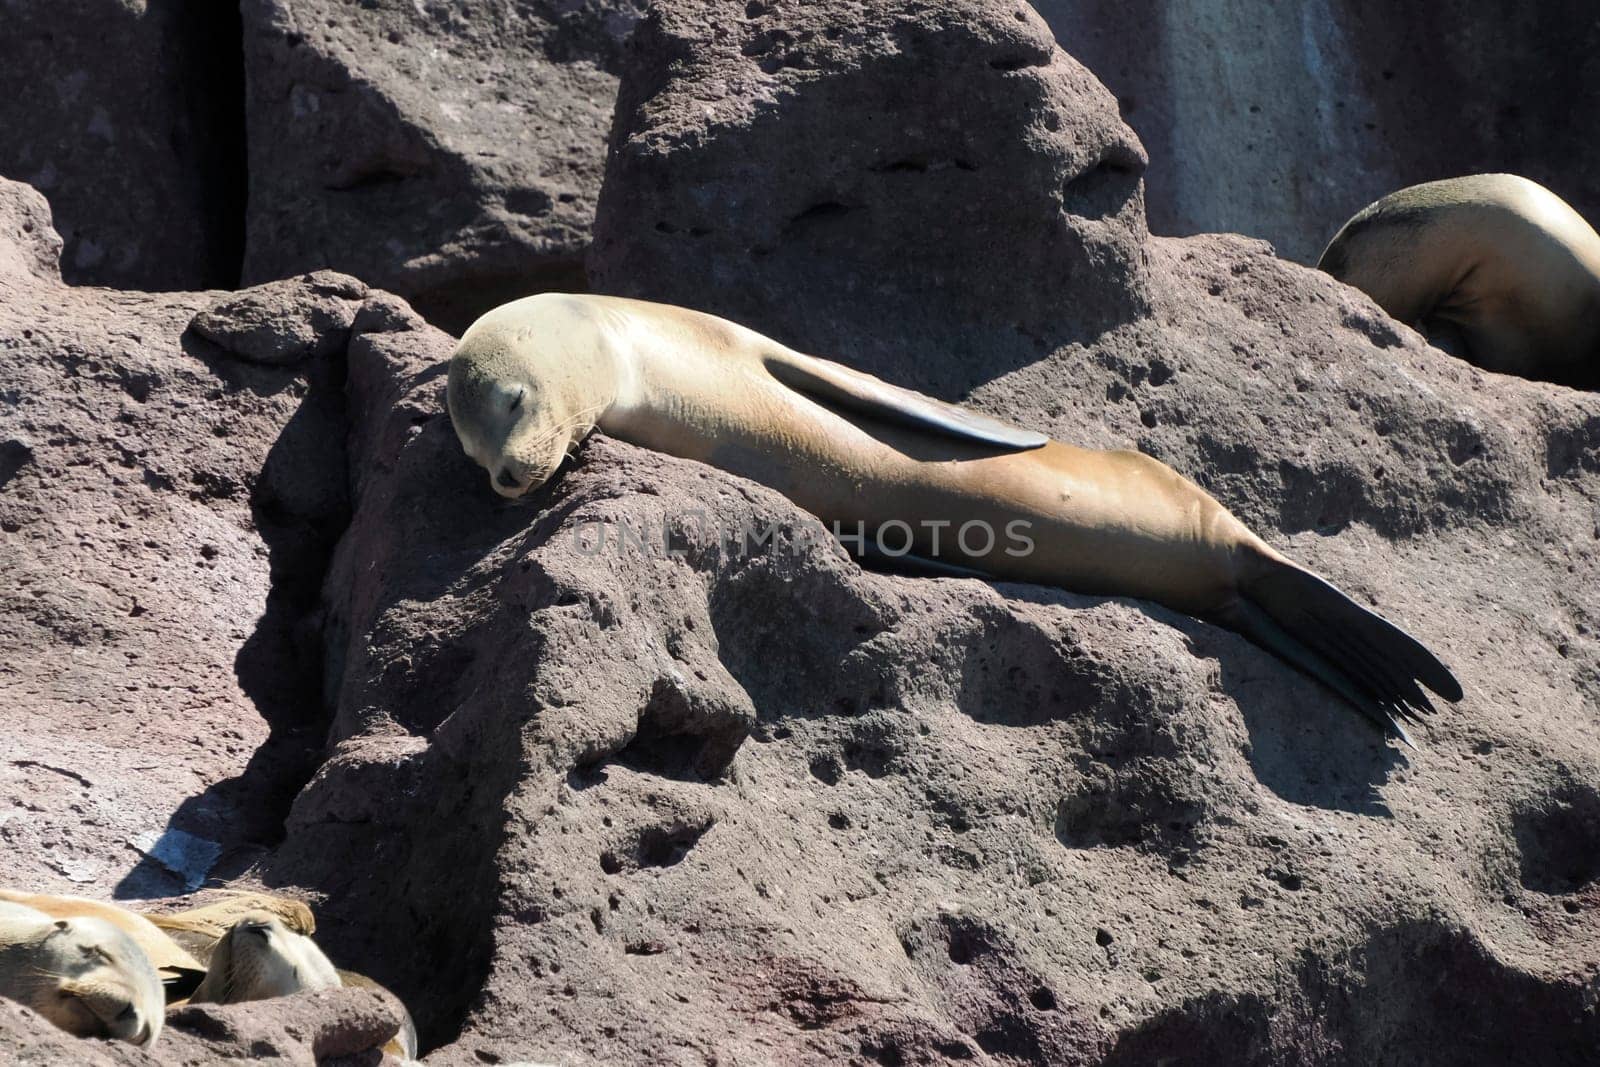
[1511, 781, 1600, 894]
[783, 201, 855, 237]
[638, 819, 713, 869]
[1061, 144, 1144, 221]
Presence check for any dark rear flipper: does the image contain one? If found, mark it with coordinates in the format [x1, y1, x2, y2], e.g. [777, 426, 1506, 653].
[1213, 558, 1462, 746]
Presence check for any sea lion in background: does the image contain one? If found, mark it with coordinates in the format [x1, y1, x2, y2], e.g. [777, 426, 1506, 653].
[189, 914, 340, 1005]
[447, 294, 1463, 743]
[0, 899, 163, 1046]
[1319, 173, 1600, 389]
[0, 888, 205, 999]
[183, 910, 418, 1061]
[145, 890, 316, 965]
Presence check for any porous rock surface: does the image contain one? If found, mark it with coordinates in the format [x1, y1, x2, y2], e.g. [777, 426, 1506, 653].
[238, 0, 646, 331]
[2, 2, 1600, 1066]
[0, 987, 407, 1066]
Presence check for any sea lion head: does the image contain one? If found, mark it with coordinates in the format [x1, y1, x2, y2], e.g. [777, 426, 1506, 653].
[0, 909, 163, 1046]
[448, 294, 615, 499]
[190, 914, 340, 1004]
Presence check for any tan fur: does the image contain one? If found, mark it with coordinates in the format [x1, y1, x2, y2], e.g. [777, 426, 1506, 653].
[173, 900, 417, 1060]
[0, 900, 163, 1046]
[188, 914, 340, 1004]
[446, 294, 1461, 741]
[0, 889, 203, 983]
[146, 891, 315, 966]
[1320, 174, 1600, 388]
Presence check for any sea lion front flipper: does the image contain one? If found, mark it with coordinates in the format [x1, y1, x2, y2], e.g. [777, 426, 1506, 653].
[1218, 559, 1462, 743]
[764, 353, 1049, 451]
[162, 966, 207, 1004]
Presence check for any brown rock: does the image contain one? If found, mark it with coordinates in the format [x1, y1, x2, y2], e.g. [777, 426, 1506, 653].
[0, 177, 350, 896]
[191, 271, 369, 366]
[592, 0, 1152, 390]
[0, 0, 243, 290]
[238, 0, 646, 332]
[3, 2, 1600, 1064]
[1032, 0, 1600, 263]
[280, 1, 1596, 1061]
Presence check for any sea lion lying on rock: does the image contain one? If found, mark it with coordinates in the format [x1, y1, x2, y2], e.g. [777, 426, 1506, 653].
[447, 293, 1463, 743]
[1320, 173, 1600, 389]
[0, 899, 163, 1046]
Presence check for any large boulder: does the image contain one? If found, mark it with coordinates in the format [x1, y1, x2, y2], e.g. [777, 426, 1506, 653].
[0, 176, 354, 896]
[252, 0, 1596, 1063]
[1032, 0, 1600, 262]
[0, 0, 243, 290]
[238, 0, 646, 332]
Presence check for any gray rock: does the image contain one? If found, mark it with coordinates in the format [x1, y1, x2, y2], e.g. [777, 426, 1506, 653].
[238, 0, 646, 332]
[1031, 0, 1600, 263]
[0, 0, 243, 290]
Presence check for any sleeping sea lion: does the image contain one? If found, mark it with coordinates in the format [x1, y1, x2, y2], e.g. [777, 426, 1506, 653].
[0, 899, 163, 1045]
[446, 293, 1463, 742]
[1319, 173, 1600, 389]
[0, 888, 205, 1000]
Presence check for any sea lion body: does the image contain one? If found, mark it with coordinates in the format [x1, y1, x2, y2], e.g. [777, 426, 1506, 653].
[178, 904, 418, 1061]
[146, 890, 316, 965]
[448, 294, 1461, 739]
[0, 900, 163, 1045]
[189, 914, 340, 1004]
[1319, 174, 1600, 388]
[0, 889, 204, 990]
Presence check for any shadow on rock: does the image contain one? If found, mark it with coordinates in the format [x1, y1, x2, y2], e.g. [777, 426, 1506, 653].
[116, 327, 353, 897]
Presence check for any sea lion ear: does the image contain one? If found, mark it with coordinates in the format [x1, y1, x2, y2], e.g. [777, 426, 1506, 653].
[54, 919, 70, 931]
[763, 354, 1049, 451]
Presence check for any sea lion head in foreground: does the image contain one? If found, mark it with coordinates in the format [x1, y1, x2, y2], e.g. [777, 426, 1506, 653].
[0, 900, 163, 1045]
[188, 914, 340, 1004]
[1319, 173, 1600, 389]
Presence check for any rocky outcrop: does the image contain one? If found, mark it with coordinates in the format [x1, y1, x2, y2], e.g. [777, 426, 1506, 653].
[1033, 0, 1600, 262]
[0, 0, 244, 290]
[0, 0, 642, 329]
[264, 0, 1597, 1062]
[2, 1, 1599, 1064]
[238, 0, 646, 332]
[0, 177, 355, 896]
[0, 987, 407, 1065]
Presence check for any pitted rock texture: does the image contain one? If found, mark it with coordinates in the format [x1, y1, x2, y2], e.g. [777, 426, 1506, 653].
[0, 177, 351, 896]
[2, 2, 1600, 1065]
[0, 987, 406, 1066]
[238, 0, 646, 332]
[592, 0, 1152, 384]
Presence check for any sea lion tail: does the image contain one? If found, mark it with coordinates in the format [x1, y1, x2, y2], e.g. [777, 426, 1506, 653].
[1220, 560, 1463, 744]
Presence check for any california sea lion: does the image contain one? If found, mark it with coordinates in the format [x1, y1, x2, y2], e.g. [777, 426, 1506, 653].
[183, 909, 418, 1060]
[145, 890, 316, 965]
[0, 899, 163, 1045]
[188, 914, 340, 1004]
[1319, 173, 1600, 389]
[0, 889, 205, 999]
[446, 294, 1463, 742]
